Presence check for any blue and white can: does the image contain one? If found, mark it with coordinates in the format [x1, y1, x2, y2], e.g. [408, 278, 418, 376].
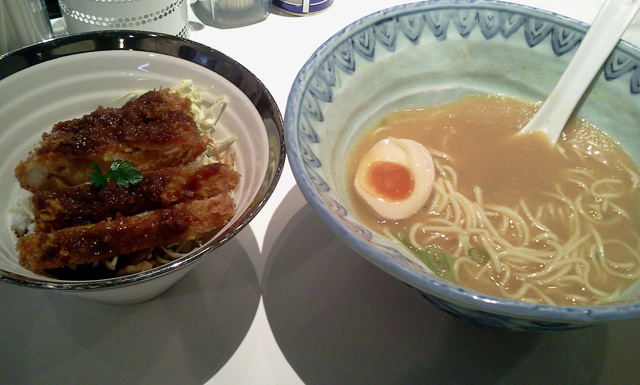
[272, 0, 333, 15]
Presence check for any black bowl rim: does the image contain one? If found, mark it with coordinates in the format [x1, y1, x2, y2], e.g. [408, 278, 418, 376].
[0, 30, 286, 291]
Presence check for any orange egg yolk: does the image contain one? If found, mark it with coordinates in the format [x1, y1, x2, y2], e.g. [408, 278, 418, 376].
[364, 161, 414, 201]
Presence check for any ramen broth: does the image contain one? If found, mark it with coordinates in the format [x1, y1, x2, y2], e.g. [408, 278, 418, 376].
[347, 95, 640, 306]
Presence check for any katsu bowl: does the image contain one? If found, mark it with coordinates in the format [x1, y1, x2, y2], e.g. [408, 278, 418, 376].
[285, 1, 640, 331]
[0, 31, 285, 304]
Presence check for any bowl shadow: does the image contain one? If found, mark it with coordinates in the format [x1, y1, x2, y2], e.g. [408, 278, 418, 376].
[0, 228, 261, 385]
[262, 186, 611, 385]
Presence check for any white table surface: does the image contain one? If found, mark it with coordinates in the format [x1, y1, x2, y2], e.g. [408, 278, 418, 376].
[2, 1, 640, 384]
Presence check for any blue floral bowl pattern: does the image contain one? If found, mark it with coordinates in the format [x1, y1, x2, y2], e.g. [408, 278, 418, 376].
[285, 0, 640, 331]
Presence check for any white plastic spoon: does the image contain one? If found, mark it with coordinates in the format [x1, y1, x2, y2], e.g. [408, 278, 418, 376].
[519, 0, 640, 144]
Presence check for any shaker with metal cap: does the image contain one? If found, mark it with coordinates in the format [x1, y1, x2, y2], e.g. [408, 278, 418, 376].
[272, 0, 333, 15]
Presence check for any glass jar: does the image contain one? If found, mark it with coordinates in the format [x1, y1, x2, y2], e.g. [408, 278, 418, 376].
[200, 0, 271, 29]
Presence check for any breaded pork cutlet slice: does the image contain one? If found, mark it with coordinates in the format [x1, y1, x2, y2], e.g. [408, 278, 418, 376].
[30, 163, 240, 232]
[17, 195, 236, 271]
[15, 89, 208, 192]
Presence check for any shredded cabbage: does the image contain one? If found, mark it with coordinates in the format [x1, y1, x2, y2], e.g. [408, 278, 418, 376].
[110, 79, 237, 275]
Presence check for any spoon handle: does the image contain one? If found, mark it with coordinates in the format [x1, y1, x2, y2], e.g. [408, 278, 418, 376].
[520, 0, 640, 143]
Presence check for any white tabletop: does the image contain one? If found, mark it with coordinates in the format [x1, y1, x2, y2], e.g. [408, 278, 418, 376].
[2, 1, 640, 384]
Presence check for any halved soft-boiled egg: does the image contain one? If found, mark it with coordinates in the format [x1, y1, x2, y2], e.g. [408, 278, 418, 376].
[354, 137, 435, 220]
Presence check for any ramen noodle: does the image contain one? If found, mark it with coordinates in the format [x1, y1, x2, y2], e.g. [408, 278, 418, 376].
[347, 95, 640, 306]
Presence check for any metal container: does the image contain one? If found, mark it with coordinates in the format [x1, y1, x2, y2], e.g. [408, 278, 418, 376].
[272, 0, 333, 15]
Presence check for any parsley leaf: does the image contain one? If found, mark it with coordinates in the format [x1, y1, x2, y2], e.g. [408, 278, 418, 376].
[89, 160, 144, 188]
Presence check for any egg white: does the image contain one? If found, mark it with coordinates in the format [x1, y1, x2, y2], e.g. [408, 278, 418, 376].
[354, 137, 435, 220]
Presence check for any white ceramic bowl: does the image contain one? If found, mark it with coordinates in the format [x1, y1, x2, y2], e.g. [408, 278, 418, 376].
[0, 31, 285, 304]
[285, 0, 640, 331]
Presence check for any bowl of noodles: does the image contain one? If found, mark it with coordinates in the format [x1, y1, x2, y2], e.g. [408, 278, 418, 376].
[285, 1, 640, 331]
[0, 31, 285, 304]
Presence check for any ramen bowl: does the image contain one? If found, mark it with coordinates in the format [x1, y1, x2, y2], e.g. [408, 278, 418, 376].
[285, 0, 640, 331]
[0, 31, 285, 305]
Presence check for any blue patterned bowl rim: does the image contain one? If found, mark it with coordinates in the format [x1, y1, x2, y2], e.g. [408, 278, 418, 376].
[285, 0, 640, 324]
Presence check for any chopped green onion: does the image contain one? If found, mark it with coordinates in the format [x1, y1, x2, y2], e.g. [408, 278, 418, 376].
[421, 245, 454, 280]
[468, 247, 490, 265]
[396, 233, 454, 280]
[397, 232, 420, 253]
